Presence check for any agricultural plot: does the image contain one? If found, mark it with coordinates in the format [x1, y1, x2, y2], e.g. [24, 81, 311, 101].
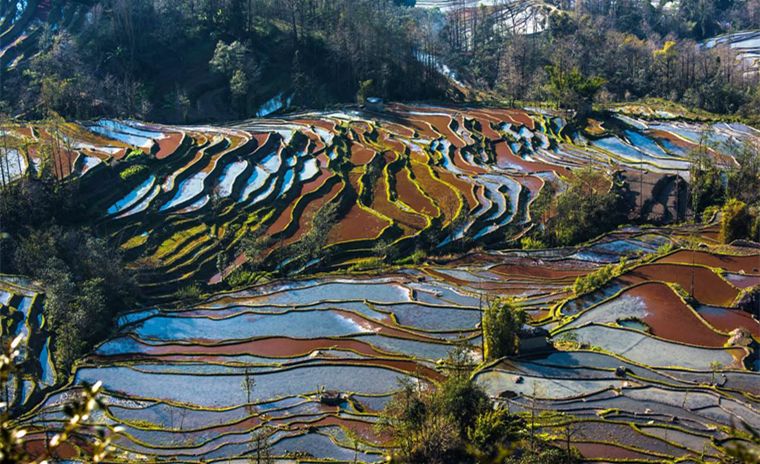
[15, 223, 760, 462]
[478, 245, 760, 463]
[704, 30, 760, 74]
[415, 0, 550, 35]
[5, 103, 760, 462]
[0, 275, 56, 410]
[5, 104, 758, 301]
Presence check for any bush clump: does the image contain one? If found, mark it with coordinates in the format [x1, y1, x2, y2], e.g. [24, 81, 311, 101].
[544, 167, 632, 246]
[226, 268, 269, 289]
[572, 258, 628, 295]
[520, 236, 546, 250]
[174, 284, 203, 303]
[381, 347, 580, 464]
[119, 164, 148, 181]
[720, 198, 751, 244]
[483, 299, 527, 361]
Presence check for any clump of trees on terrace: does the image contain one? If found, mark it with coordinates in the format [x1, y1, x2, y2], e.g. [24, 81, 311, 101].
[690, 138, 760, 243]
[0, 173, 136, 372]
[527, 167, 633, 247]
[482, 298, 527, 361]
[381, 347, 581, 464]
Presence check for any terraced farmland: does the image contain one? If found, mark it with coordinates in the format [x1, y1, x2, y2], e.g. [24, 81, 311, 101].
[11, 223, 759, 462]
[3, 103, 760, 462]
[0, 275, 57, 411]
[416, 0, 550, 35]
[704, 30, 760, 74]
[3, 104, 757, 301]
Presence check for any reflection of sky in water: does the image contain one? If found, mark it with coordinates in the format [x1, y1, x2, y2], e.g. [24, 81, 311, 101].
[76, 364, 413, 407]
[134, 310, 377, 341]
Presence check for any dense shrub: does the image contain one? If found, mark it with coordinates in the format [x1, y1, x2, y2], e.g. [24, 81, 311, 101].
[572, 258, 628, 295]
[482, 299, 527, 361]
[520, 236, 546, 250]
[0, 178, 136, 373]
[226, 268, 269, 289]
[13, 227, 136, 371]
[174, 284, 204, 303]
[382, 347, 579, 464]
[124, 149, 147, 162]
[119, 164, 148, 181]
[720, 199, 751, 244]
[690, 148, 725, 216]
[545, 168, 632, 246]
[468, 408, 526, 457]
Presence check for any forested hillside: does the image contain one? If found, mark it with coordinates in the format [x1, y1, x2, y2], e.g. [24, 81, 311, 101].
[1, 0, 759, 123]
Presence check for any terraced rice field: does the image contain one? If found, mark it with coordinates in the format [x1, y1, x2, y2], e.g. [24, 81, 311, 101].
[4, 104, 760, 461]
[12, 224, 760, 462]
[415, 0, 549, 35]
[3, 104, 758, 301]
[0, 276, 57, 411]
[704, 30, 760, 74]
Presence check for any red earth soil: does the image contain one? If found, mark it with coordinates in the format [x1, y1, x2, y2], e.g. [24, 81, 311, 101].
[392, 168, 437, 216]
[469, 115, 503, 140]
[409, 163, 458, 221]
[418, 114, 467, 148]
[349, 142, 376, 166]
[327, 203, 389, 243]
[24, 436, 80, 461]
[266, 168, 333, 237]
[491, 262, 588, 280]
[402, 117, 442, 141]
[696, 306, 760, 339]
[436, 168, 479, 212]
[647, 129, 696, 150]
[116, 336, 397, 359]
[155, 132, 184, 159]
[201, 134, 248, 174]
[724, 273, 760, 288]
[299, 128, 325, 153]
[620, 263, 740, 307]
[612, 282, 728, 347]
[475, 108, 536, 129]
[452, 147, 487, 174]
[211, 179, 343, 283]
[251, 132, 271, 146]
[13, 126, 34, 138]
[516, 175, 544, 200]
[655, 251, 760, 274]
[370, 175, 428, 232]
[295, 416, 389, 443]
[669, 225, 721, 243]
[422, 268, 540, 293]
[333, 309, 443, 341]
[494, 140, 572, 177]
[377, 130, 408, 155]
[378, 121, 416, 138]
[280, 179, 345, 248]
